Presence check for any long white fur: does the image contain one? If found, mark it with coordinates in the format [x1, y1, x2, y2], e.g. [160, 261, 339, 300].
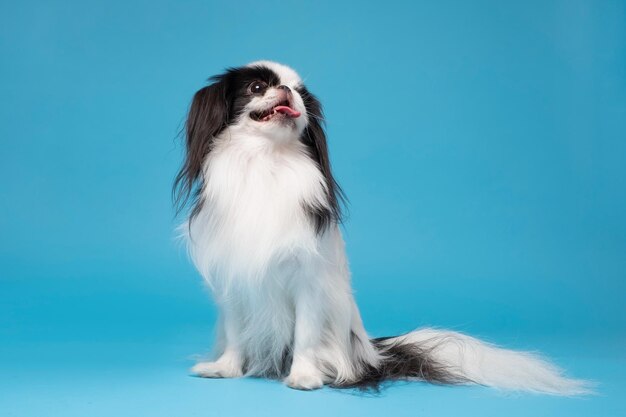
[383, 329, 591, 395]
[184, 61, 589, 394]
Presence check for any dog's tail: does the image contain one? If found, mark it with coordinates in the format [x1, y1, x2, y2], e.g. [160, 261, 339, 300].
[343, 328, 592, 395]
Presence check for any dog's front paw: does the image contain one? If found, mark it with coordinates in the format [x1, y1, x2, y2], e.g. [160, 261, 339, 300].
[285, 371, 324, 390]
[191, 361, 243, 378]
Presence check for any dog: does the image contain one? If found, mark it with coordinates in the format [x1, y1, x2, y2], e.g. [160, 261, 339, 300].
[173, 61, 588, 394]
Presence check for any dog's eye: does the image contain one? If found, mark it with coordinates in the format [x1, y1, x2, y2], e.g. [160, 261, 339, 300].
[249, 81, 268, 95]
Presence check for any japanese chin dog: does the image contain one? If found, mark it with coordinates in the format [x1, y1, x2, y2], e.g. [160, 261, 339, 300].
[173, 61, 589, 394]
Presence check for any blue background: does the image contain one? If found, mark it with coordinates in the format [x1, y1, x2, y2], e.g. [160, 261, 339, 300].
[1, 0, 624, 416]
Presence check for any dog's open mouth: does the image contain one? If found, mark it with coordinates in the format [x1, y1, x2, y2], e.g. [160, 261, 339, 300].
[250, 100, 301, 122]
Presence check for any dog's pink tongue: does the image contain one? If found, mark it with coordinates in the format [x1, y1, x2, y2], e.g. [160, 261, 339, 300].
[274, 105, 301, 118]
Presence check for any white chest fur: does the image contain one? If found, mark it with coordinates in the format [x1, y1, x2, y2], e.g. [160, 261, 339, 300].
[186, 133, 330, 295]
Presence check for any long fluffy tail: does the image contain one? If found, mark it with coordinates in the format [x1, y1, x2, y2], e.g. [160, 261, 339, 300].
[346, 328, 592, 395]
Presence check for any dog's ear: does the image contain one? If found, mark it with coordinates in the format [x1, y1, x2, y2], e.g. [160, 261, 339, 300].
[298, 86, 346, 232]
[173, 77, 229, 214]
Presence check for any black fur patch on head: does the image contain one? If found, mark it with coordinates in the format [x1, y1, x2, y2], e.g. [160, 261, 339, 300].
[221, 65, 281, 125]
[172, 65, 281, 215]
[297, 85, 346, 233]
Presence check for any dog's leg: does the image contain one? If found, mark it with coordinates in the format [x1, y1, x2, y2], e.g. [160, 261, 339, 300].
[284, 273, 329, 390]
[192, 305, 244, 378]
[285, 295, 326, 390]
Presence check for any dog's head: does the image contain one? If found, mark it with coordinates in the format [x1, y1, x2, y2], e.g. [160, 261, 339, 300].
[174, 61, 341, 230]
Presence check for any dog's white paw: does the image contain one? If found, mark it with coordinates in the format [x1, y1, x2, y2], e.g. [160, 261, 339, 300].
[285, 372, 324, 390]
[191, 361, 243, 378]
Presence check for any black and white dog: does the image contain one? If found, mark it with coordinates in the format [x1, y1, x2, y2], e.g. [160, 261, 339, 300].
[174, 61, 588, 394]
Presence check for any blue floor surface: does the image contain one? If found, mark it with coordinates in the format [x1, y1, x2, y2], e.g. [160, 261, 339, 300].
[1, 331, 623, 417]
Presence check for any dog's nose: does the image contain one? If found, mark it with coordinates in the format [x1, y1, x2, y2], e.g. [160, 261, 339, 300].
[277, 85, 291, 93]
